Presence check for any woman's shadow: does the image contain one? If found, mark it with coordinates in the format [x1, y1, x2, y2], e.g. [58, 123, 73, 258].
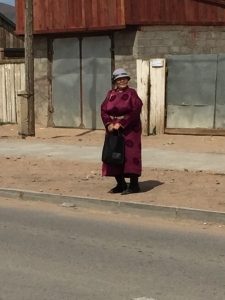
[139, 180, 164, 193]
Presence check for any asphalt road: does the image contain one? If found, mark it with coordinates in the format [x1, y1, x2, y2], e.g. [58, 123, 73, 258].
[0, 199, 224, 300]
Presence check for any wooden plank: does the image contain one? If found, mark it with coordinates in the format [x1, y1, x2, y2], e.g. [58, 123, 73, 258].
[137, 59, 150, 136]
[165, 0, 173, 23]
[2, 65, 7, 122]
[54, 0, 61, 30]
[99, 0, 106, 27]
[165, 128, 225, 136]
[108, 0, 114, 26]
[14, 64, 19, 123]
[0, 59, 25, 64]
[83, 0, 89, 28]
[10, 64, 16, 123]
[159, 0, 166, 23]
[0, 28, 6, 48]
[0, 65, 3, 121]
[21, 63, 26, 92]
[149, 58, 166, 135]
[176, 0, 186, 22]
[68, 0, 76, 29]
[5, 64, 11, 122]
[3, 64, 8, 122]
[90, 0, 98, 28]
[124, 0, 132, 24]
[16, 0, 25, 33]
[14, 63, 24, 123]
[120, 0, 125, 25]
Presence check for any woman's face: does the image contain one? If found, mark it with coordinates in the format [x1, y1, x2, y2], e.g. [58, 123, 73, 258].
[115, 77, 129, 90]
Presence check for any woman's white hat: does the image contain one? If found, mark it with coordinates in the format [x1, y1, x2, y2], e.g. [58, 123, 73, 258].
[112, 68, 131, 83]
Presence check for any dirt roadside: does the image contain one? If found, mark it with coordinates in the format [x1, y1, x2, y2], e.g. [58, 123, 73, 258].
[1, 156, 225, 212]
[1, 124, 225, 212]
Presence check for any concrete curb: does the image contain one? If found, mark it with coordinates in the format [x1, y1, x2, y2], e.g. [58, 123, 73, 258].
[0, 188, 225, 224]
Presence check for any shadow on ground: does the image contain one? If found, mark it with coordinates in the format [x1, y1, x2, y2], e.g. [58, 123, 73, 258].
[140, 180, 164, 193]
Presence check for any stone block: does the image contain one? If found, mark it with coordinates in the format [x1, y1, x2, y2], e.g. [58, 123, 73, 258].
[180, 46, 192, 54]
[195, 39, 207, 47]
[192, 47, 205, 54]
[163, 39, 176, 47]
[207, 39, 216, 47]
[216, 39, 225, 47]
[156, 46, 169, 55]
[150, 39, 164, 46]
[139, 38, 152, 48]
[198, 26, 209, 32]
[169, 46, 181, 54]
[197, 31, 207, 40]
[142, 31, 157, 39]
[114, 55, 126, 61]
[174, 38, 188, 47]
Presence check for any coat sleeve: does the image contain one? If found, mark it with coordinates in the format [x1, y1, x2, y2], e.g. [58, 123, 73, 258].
[101, 91, 113, 127]
[119, 90, 143, 129]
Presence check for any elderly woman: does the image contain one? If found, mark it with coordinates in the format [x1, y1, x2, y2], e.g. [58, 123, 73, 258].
[101, 68, 143, 195]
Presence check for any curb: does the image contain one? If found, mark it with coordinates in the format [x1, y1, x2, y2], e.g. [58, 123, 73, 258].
[0, 188, 225, 224]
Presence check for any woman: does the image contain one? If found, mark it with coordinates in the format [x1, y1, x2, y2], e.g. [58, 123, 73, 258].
[101, 68, 143, 195]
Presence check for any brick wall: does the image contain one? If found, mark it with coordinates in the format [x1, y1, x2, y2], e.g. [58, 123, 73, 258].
[34, 36, 50, 126]
[114, 26, 225, 88]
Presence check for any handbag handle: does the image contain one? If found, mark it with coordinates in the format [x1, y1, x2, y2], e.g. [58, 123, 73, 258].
[111, 129, 122, 136]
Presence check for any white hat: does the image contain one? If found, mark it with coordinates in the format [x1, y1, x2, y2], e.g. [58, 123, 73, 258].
[112, 68, 131, 83]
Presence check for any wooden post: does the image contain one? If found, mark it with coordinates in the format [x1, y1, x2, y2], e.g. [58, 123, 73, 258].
[25, 0, 35, 136]
[137, 59, 150, 136]
[149, 58, 166, 135]
[17, 90, 29, 137]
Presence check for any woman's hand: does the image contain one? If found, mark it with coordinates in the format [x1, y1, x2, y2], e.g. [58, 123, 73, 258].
[108, 124, 114, 132]
[114, 123, 121, 130]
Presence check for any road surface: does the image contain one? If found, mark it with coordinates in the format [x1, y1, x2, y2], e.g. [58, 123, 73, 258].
[0, 198, 224, 300]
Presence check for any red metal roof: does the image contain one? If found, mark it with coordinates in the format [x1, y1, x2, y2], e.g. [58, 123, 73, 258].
[125, 0, 225, 25]
[16, 0, 225, 35]
[16, 0, 126, 34]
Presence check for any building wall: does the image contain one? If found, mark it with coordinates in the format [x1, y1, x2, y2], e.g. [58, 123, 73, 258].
[34, 25, 225, 126]
[33, 36, 50, 127]
[114, 25, 225, 88]
[114, 30, 139, 88]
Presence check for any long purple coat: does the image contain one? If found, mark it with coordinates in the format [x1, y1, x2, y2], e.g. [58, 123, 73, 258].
[101, 87, 143, 177]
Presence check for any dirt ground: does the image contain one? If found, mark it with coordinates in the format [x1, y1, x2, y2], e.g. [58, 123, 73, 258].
[1, 123, 225, 212]
[1, 123, 225, 153]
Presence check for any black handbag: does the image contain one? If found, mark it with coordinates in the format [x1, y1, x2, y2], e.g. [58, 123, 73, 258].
[102, 130, 125, 165]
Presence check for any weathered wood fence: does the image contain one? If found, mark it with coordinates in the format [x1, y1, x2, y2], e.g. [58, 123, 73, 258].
[137, 58, 166, 135]
[0, 59, 25, 123]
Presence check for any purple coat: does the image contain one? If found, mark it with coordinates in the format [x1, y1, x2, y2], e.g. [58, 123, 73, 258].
[101, 87, 143, 177]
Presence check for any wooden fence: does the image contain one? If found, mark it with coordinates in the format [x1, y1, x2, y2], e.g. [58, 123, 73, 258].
[0, 59, 25, 123]
[137, 58, 166, 135]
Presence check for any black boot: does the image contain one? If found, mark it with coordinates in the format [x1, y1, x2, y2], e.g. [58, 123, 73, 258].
[122, 174, 140, 195]
[109, 175, 127, 194]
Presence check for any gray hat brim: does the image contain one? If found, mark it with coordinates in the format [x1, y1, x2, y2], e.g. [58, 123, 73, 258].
[112, 74, 131, 83]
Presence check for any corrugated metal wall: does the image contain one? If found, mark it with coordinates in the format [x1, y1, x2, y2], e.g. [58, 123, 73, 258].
[125, 0, 225, 25]
[16, 0, 125, 34]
